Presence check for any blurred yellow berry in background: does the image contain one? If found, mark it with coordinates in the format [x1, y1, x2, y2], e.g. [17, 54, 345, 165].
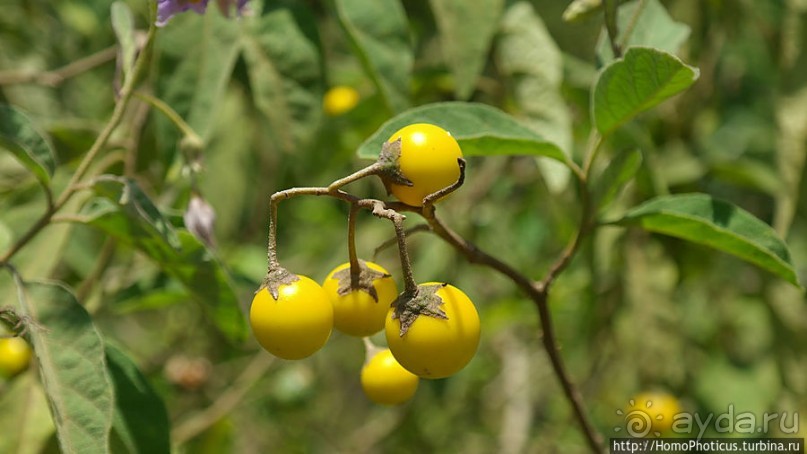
[625, 391, 682, 436]
[323, 86, 360, 116]
[0, 336, 32, 378]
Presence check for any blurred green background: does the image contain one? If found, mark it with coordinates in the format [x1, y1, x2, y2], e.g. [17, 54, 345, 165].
[1, 0, 806, 452]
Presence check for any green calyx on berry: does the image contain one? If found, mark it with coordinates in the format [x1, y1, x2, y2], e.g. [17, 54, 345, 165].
[331, 259, 390, 302]
[376, 138, 413, 195]
[391, 283, 449, 336]
[259, 266, 300, 300]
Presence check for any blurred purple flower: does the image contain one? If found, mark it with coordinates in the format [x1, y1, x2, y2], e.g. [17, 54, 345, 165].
[156, 0, 250, 27]
[156, 0, 209, 27]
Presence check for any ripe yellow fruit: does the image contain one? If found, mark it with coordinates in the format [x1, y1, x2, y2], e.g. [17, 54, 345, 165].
[323, 86, 360, 116]
[386, 123, 463, 207]
[0, 337, 32, 377]
[249, 275, 333, 360]
[626, 391, 682, 436]
[361, 348, 419, 405]
[385, 283, 480, 379]
[322, 261, 398, 337]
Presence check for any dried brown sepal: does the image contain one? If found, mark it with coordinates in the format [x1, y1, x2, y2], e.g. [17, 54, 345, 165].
[331, 259, 389, 302]
[377, 138, 413, 195]
[258, 267, 300, 300]
[391, 283, 448, 337]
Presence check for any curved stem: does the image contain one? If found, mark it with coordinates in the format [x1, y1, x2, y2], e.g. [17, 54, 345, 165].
[421, 214, 603, 453]
[0, 24, 156, 266]
[328, 163, 383, 192]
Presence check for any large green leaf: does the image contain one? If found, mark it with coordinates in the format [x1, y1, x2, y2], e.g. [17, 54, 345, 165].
[356, 102, 566, 162]
[80, 177, 248, 342]
[496, 1, 572, 192]
[15, 280, 114, 454]
[593, 47, 699, 136]
[0, 373, 55, 454]
[615, 193, 800, 287]
[593, 149, 642, 211]
[241, 2, 323, 154]
[430, 0, 504, 100]
[0, 104, 56, 187]
[110, 2, 135, 85]
[106, 344, 170, 454]
[333, 0, 411, 113]
[596, 0, 691, 64]
[157, 10, 241, 142]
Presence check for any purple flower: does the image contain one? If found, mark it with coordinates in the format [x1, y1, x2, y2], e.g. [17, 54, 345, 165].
[156, 0, 250, 27]
[156, 0, 210, 27]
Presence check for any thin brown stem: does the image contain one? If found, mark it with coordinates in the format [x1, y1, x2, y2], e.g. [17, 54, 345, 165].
[391, 215, 417, 294]
[0, 46, 117, 86]
[328, 163, 383, 192]
[420, 213, 602, 453]
[347, 203, 361, 287]
[0, 25, 156, 266]
[372, 224, 431, 262]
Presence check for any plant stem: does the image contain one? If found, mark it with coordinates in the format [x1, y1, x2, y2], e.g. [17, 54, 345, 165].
[0, 25, 156, 266]
[0, 46, 118, 86]
[328, 163, 383, 192]
[420, 214, 603, 453]
[391, 215, 417, 294]
[604, 0, 622, 58]
[347, 203, 361, 287]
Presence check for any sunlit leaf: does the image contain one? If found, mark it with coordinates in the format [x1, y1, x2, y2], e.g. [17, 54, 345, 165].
[106, 344, 170, 454]
[157, 10, 241, 142]
[430, 0, 504, 100]
[15, 280, 113, 454]
[0, 104, 56, 187]
[593, 47, 699, 136]
[333, 0, 411, 113]
[111, 2, 135, 84]
[496, 1, 572, 191]
[596, 0, 691, 64]
[357, 102, 566, 162]
[615, 193, 800, 287]
[241, 2, 323, 154]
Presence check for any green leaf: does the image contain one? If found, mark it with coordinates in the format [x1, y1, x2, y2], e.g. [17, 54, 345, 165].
[157, 10, 241, 142]
[90, 176, 181, 254]
[80, 177, 248, 342]
[774, 86, 807, 236]
[0, 104, 56, 187]
[593, 47, 699, 136]
[496, 1, 572, 192]
[0, 373, 55, 454]
[14, 280, 114, 454]
[333, 0, 412, 113]
[615, 193, 800, 287]
[357, 102, 566, 162]
[241, 2, 323, 154]
[430, 0, 504, 100]
[106, 344, 170, 454]
[110, 2, 135, 85]
[593, 149, 642, 211]
[596, 0, 691, 64]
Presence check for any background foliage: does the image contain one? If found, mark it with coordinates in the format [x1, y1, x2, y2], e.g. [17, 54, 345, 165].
[0, 0, 805, 452]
